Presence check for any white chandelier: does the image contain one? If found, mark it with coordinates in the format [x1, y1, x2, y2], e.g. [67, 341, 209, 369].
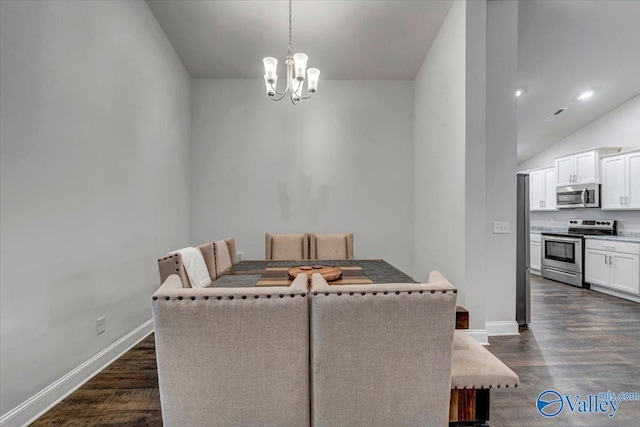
[263, 0, 320, 105]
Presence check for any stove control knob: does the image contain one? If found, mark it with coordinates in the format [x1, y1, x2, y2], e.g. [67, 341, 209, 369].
[596, 221, 601, 225]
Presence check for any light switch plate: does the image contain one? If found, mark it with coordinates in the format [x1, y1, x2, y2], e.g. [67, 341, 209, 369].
[493, 221, 510, 234]
[96, 317, 106, 335]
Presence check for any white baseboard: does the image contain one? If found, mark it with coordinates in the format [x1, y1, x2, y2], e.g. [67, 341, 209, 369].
[486, 320, 519, 337]
[464, 321, 519, 346]
[464, 329, 489, 345]
[0, 319, 154, 427]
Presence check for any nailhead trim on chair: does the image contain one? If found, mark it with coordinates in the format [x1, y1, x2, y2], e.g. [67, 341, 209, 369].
[452, 383, 518, 390]
[311, 289, 457, 297]
[152, 293, 308, 301]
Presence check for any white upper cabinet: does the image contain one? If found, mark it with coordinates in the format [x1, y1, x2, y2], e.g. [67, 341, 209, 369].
[530, 167, 557, 211]
[575, 151, 596, 183]
[555, 148, 620, 187]
[627, 151, 640, 209]
[543, 168, 557, 210]
[602, 155, 626, 209]
[601, 149, 640, 210]
[556, 157, 575, 186]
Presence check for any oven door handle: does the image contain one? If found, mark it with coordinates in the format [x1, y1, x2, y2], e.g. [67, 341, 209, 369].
[542, 236, 581, 243]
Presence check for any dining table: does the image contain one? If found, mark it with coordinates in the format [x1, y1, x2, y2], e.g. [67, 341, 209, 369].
[216, 259, 469, 329]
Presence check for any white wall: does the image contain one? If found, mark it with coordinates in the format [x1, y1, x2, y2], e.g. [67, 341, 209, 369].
[415, 0, 519, 337]
[484, 0, 518, 330]
[519, 95, 640, 171]
[413, 0, 467, 289]
[190, 79, 415, 273]
[0, 0, 191, 421]
[464, 0, 488, 334]
[520, 95, 640, 232]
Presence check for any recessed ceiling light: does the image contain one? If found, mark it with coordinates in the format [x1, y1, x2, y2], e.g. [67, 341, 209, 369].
[577, 90, 595, 101]
[515, 89, 524, 97]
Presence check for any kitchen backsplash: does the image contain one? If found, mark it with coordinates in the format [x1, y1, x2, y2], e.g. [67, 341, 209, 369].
[531, 208, 640, 234]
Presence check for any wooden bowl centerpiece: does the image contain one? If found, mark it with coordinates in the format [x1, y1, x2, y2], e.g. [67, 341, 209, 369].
[288, 265, 342, 282]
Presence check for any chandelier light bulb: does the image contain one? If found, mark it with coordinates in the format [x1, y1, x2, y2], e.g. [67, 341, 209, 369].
[264, 74, 276, 96]
[263, 57, 278, 83]
[292, 80, 303, 101]
[293, 53, 308, 81]
[307, 68, 320, 93]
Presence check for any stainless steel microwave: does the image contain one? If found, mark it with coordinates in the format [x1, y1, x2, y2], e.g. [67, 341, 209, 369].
[556, 184, 600, 209]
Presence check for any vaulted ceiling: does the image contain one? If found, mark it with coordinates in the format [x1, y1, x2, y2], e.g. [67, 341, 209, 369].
[146, 0, 453, 80]
[516, 0, 640, 163]
[147, 0, 640, 164]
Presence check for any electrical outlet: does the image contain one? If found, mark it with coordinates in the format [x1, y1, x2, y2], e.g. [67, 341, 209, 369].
[96, 317, 106, 335]
[493, 221, 510, 234]
[236, 252, 244, 261]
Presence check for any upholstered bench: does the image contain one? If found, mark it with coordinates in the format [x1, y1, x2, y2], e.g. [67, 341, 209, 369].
[449, 331, 519, 426]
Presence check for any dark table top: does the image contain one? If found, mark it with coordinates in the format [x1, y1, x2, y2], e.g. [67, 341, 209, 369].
[213, 259, 469, 329]
[214, 259, 416, 288]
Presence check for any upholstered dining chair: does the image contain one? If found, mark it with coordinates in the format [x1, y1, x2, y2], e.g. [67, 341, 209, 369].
[152, 273, 310, 426]
[158, 238, 237, 287]
[265, 233, 309, 260]
[309, 271, 457, 426]
[158, 244, 215, 288]
[214, 237, 236, 276]
[309, 233, 353, 260]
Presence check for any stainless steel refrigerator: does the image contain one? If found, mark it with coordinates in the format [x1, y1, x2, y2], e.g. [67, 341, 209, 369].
[516, 173, 531, 326]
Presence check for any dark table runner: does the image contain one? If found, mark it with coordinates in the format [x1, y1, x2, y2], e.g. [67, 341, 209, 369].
[214, 259, 416, 288]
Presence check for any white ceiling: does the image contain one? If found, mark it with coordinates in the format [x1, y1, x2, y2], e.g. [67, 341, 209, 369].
[146, 0, 453, 80]
[147, 0, 640, 163]
[517, 0, 640, 163]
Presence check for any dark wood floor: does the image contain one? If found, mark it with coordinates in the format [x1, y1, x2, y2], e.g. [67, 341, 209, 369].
[31, 336, 162, 426]
[32, 275, 640, 426]
[488, 275, 640, 426]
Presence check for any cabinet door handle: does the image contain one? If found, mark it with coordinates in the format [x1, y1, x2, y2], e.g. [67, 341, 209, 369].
[605, 255, 608, 264]
[626, 196, 629, 206]
[543, 200, 546, 208]
[609, 256, 613, 265]
[620, 196, 624, 206]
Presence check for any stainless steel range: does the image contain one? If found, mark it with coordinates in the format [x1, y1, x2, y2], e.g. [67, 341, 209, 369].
[541, 219, 616, 287]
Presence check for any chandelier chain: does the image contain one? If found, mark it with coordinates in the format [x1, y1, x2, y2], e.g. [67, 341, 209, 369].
[288, 0, 292, 55]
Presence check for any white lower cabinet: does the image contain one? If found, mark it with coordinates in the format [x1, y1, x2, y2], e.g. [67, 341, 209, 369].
[584, 249, 609, 286]
[611, 253, 640, 294]
[585, 239, 640, 296]
[530, 234, 541, 273]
